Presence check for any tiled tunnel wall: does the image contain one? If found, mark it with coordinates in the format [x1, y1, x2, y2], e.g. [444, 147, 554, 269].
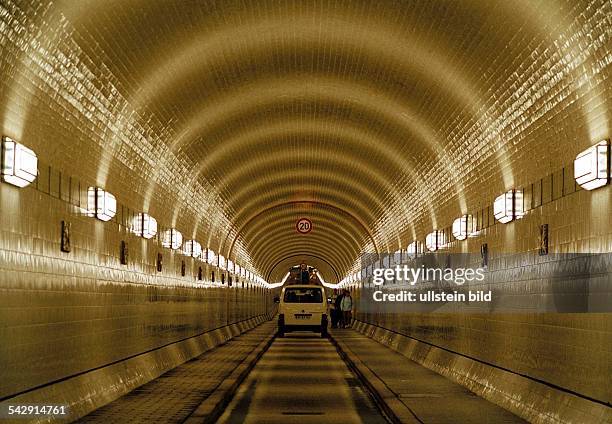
[0, 0, 610, 422]
[355, 184, 612, 410]
[0, 184, 274, 401]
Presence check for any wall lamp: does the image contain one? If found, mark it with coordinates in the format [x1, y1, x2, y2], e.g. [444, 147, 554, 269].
[1, 136, 38, 188]
[133, 213, 157, 239]
[206, 249, 216, 265]
[494, 189, 524, 223]
[425, 230, 446, 251]
[183, 239, 202, 258]
[574, 140, 610, 191]
[407, 240, 423, 258]
[452, 214, 475, 240]
[87, 187, 116, 221]
[161, 228, 183, 250]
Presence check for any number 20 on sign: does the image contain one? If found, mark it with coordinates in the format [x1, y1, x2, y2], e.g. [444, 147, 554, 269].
[296, 218, 312, 234]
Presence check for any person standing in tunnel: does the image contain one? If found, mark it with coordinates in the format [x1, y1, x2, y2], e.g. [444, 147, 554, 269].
[334, 290, 344, 327]
[299, 262, 310, 283]
[330, 292, 338, 328]
[340, 289, 353, 328]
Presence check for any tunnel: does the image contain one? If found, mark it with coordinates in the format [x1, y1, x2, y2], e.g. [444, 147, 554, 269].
[0, 0, 610, 423]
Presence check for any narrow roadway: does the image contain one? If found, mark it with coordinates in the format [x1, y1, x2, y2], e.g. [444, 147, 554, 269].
[218, 332, 388, 424]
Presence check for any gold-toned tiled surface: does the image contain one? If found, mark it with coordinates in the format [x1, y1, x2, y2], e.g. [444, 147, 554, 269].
[1, 0, 609, 280]
[355, 193, 612, 404]
[332, 328, 526, 423]
[77, 321, 276, 424]
[0, 316, 273, 423]
[349, 321, 612, 424]
[0, 186, 272, 399]
[0, 0, 610, 416]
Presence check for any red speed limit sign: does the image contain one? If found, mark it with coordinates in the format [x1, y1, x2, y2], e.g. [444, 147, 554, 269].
[296, 218, 312, 234]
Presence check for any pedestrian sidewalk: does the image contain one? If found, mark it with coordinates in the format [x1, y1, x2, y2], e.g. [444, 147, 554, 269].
[331, 328, 525, 423]
[77, 321, 276, 424]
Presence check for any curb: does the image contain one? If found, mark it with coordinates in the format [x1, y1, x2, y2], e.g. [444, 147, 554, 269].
[0, 313, 275, 424]
[350, 320, 612, 424]
[183, 325, 276, 424]
[329, 330, 422, 424]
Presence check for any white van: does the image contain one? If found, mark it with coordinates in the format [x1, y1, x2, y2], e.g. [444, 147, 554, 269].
[275, 285, 328, 337]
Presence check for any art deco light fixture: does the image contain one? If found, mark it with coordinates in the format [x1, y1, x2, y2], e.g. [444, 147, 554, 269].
[425, 230, 446, 251]
[452, 214, 474, 240]
[407, 241, 422, 258]
[574, 140, 610, 191]
[161, 229, 183, 250]
[1, 136, 38, 187]
[494, 189, 524, 223]
[206, 249, 216, 265]
[87, 187, 116, 221]
[132, 213, 157, 239]
[183, 239, 202, 258]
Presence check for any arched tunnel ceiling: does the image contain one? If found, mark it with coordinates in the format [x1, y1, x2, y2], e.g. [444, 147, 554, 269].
[0, 0, 609, 282]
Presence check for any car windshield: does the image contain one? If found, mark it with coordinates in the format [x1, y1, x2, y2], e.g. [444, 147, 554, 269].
[283, 287, 323, 303]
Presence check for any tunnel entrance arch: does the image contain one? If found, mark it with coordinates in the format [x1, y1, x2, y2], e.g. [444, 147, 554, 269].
[266, 253, 340, 284]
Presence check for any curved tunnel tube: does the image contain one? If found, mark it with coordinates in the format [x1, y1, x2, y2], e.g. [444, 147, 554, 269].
[0, 1, 610, 423]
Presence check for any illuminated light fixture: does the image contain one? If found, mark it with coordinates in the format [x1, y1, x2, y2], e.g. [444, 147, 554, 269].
[383, 254, 390, 268]
[1, 136, 38, 187]
[452, 214, 474, 241]
[87, 187, 116, 221]
[393, 249, 402, 265]
[161, 229, 183, 250]
[407, 241, 422, 258]
[132, 213, 157, 239]
[206, 249, 216, 265]
[183, 240, 202, 258]
[425, 230, 446, 252]
[494, 189, 525, 224]
[574, 140, 610, 190]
